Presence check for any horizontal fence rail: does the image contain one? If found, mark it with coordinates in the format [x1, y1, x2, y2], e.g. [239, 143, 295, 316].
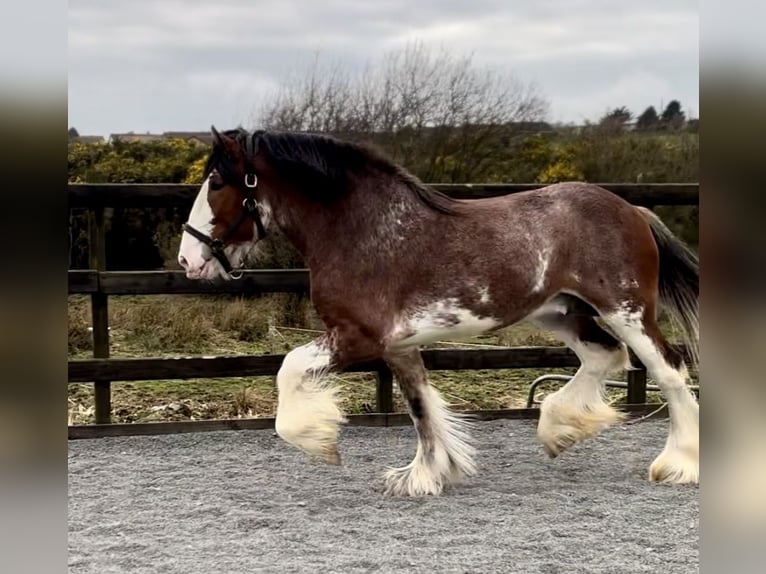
[68, 182, 699, 208]
[68, 404, 670, 439]
[68, 269, 311, 295]
[67, 182, 699, 436]
[68, 347, 585, 382]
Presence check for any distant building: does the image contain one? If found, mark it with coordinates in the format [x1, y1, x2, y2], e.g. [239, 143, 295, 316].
[103, 131, 214, 145]
[161, 131, 214, 146]
[68, 127, 105, 144]
[108, 132, 166, 144]
[70, 126, 218, 146]
[70, 135, 106, 144]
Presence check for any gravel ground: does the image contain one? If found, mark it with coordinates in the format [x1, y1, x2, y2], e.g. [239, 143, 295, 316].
[68, 418, 698, 574]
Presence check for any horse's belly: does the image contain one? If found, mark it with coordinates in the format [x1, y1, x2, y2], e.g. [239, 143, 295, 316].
[388, 298, 502, 349]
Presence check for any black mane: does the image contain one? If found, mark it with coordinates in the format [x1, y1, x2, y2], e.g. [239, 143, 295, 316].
[207, 128, 460, 215]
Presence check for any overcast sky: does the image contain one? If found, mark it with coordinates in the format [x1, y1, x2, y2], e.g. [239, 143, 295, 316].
[68, 0, 698, 136]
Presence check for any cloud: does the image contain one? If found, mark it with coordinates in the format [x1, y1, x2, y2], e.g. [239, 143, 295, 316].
[67, 0, 698, 135]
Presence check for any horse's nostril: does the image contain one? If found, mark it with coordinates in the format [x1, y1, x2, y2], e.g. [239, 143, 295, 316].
[179, 255, 189, 269]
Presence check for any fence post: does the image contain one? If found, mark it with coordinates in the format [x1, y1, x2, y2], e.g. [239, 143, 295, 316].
[89, 207, 111, 424]
[626, 365, 648, 405]
[375, 366, 394, 413]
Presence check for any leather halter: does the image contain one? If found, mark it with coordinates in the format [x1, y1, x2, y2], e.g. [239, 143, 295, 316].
[182, 133, 267, 278]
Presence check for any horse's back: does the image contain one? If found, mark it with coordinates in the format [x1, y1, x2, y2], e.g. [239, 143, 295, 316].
[462, 181, 634, 215]
[452, 182, 643, 245]
[442, 180, 656, 304]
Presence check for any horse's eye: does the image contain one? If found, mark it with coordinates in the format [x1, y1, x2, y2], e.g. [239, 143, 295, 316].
[209, 173, 224, 191]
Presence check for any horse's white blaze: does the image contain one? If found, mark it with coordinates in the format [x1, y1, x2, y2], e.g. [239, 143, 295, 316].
[391, 298, 500, 348]
[178, 179, 214, 275]
[603, 303, 699, 483]
[384, 384, 477, 496]
[274, 340, 346, 460]
[537, 337, 629, 456]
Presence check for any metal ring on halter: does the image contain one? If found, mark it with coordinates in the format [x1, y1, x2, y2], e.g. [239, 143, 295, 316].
[243, 197, 256, 210]
[229, 268, 244, 280]
[244, 173, 258, 188]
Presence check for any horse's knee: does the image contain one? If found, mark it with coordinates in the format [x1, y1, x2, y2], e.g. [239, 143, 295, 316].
[277, 340, 332, 392]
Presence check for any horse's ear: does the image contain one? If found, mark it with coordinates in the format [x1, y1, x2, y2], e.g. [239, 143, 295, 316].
[210, 125, 241, 157]
[211, 125, 222, 146]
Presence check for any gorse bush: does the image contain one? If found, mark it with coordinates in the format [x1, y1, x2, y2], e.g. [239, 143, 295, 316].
[68, 138, 211, 271]
[573, 128, 699, 183]
[68, 138, 209, 184]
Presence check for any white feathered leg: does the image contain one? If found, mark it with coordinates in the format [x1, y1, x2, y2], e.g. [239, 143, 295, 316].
[382, 349, 477, 496]
[274, 337, 346, 464]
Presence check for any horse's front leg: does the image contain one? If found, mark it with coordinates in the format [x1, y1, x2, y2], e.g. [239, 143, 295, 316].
[382, 348, 478, 496]
[274, 335, 346, 464]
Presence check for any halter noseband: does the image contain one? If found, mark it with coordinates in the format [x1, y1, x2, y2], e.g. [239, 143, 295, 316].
[182, 133, 267, 279]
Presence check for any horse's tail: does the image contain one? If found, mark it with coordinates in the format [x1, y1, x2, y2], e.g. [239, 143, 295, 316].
[636, 206, 699, 370]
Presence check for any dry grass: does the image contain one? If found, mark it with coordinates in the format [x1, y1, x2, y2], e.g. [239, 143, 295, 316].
[68, 298, 93, 353]
[68, 294, 687, 425]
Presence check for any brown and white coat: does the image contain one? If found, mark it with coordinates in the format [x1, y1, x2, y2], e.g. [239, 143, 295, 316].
[177, 127, 699, 496]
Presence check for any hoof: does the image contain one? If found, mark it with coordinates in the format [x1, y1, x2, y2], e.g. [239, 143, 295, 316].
[537, 403, 625, 457]
[383, 464, 444, 497]
[539, 427, 580, 458]
[649, 445, 699, 484]
[306, 443, 342, 465]
[275, 410, 344, 465]
[323, 444, 341, 465]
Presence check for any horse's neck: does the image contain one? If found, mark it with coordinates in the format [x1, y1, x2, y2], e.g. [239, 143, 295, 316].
[269, 185, 437, 268]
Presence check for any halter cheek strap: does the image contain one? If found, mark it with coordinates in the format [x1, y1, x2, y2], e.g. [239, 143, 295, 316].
[244, 131, 257, 159]
[243, 175, 267, 241]
[181, 222, 234, 274]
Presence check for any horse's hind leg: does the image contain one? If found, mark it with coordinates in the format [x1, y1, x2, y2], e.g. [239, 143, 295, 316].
[534, 312, 630, 457]
[600, 303, 699, 484]
[382, 348, 477, 496]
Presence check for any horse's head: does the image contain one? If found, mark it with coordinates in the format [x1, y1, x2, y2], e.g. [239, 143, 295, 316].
[177, 126, 272, 280]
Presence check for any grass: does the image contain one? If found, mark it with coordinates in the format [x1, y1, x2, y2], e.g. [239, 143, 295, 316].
[67, 294, 684, 425]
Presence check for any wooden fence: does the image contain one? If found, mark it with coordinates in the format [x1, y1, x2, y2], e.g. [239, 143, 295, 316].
[67, 182, 698, 438]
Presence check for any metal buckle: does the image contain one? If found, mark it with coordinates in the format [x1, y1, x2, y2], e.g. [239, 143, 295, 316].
[242, 197, 257, 211]
[244, 173, 258, 188]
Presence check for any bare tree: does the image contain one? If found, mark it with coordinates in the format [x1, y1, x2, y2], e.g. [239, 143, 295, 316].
[254, 42, 549, 182]
[258, 51, 356, 133]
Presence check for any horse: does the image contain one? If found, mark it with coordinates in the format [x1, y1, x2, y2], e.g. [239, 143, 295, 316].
[176, 126, 699, 496]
